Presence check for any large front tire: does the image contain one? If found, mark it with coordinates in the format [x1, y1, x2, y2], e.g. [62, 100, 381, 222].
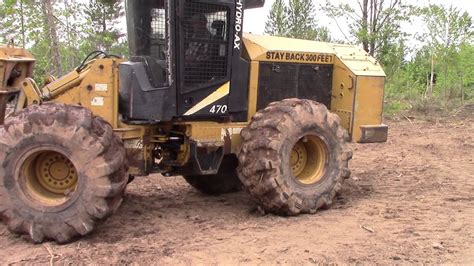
[0, 103, 128, 243]
[237, 99, 352, 215]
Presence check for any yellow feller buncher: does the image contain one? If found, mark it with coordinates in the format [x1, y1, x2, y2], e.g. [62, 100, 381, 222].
[0, 0, 387, 243]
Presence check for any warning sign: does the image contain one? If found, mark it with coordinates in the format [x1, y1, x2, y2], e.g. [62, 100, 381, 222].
[263, 51, 334, 64]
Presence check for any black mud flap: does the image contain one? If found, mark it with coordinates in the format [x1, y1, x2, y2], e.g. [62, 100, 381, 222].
[190, 143, 224, 175]
[173, 142, 224, 176]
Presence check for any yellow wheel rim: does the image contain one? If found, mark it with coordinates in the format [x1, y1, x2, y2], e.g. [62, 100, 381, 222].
[290, 136, 328, 185]
[21, 151, 78, 206]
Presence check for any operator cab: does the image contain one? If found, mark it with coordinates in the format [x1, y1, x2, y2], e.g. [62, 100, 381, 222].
[127, 0, 170, 87]
[120, 0, 264, 123]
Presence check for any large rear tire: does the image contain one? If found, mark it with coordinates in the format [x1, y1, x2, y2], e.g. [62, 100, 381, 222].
[183, 155, 242, 195]
[0, 103, 128, 243]
[237, 99, 352, 215]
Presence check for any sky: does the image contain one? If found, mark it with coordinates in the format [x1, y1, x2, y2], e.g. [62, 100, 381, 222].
[243, 0, 474, 39]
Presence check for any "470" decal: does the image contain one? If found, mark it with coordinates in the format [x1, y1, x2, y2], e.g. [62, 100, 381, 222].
[210, 105, 228, 114]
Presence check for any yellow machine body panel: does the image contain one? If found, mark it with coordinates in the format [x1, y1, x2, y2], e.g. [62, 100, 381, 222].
[353, 76, 386, 142]
[242, 33, 387, 142]
[5, 32, 388, 177]
[243, 33, 335, 62]
[0, 44, 36, 124]
[43, 59, 121, 128]
[0, 45, 35, 90]
[331, 57, 356, 134]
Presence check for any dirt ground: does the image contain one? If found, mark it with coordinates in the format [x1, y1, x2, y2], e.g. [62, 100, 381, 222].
[1, 107, 473, 264]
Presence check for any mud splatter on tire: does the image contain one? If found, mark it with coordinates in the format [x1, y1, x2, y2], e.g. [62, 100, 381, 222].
[237, 99, 352, 215]
[0, 103, 128, 243]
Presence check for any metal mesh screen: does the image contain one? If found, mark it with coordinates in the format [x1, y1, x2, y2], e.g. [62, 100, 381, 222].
[183, 1, 229, 89]
[126, 1, 169, 87]
[150, 8, 167, 60]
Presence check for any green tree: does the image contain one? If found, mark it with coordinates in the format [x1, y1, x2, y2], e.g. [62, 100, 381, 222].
[264, 0, 288, 36]
[0, 0, 60, 77]
[455, 43, 474, 102]
[83, 0, 127, 53]
[323, 0, 410, 58]
[378, 38, 406, 78]
[286, 0, 318, 40]
[57, 0, 86, 71]
[265, 0, 331, 41]
[0, 0, 128, 82]
[418, 5, 473, 99]
[315, 26, 332, 42]
[0, 0, 29, 47]
[41, 0, 62, 76]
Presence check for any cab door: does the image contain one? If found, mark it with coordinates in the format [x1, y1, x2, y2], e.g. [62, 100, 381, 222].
[122, 0, 177, 121]
[176, 0, 233, 118]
